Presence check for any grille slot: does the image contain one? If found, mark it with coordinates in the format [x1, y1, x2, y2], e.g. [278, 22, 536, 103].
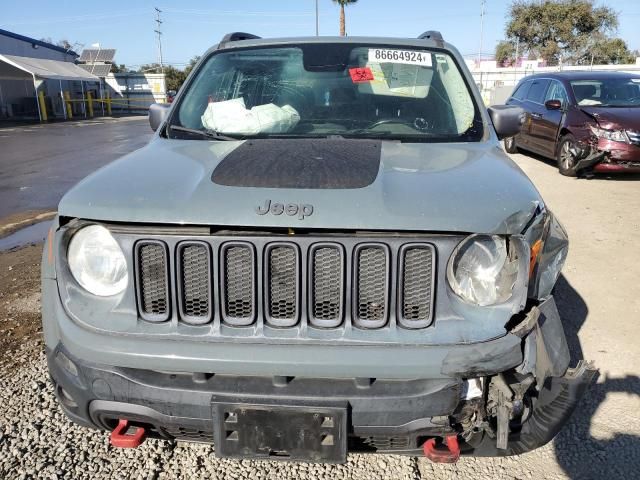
[221, 243, 255, 326]
[135, 241, 170, 322]
[177, 242, 212, 324]
[265, 244, 299, 327]
[353, 244, 389, 328]
[398, 244, 435, 328]
[309, 244, 344, 328]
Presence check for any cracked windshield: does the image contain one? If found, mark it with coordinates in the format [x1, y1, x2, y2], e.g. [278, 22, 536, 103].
[172, 44, 480, 141]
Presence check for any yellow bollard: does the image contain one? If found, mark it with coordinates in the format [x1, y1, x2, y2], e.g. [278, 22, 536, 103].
[87, 91, 94, 117]
[63, 91, 73, 119]
[106, 92, 112, 116]
[37, 90, 48, 122]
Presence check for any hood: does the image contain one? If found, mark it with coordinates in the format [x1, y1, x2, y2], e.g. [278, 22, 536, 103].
[58, 138, 543, 235]
[580, 106, 640, 131]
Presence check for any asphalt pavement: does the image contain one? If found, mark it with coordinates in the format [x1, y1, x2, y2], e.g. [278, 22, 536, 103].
[0, 117, 153, 221]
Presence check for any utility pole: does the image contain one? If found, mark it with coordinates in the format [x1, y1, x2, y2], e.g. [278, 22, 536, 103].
[315, 0, 319, 36]
[154, 7, 164, 74]
[478, 0, 486, 68]
[514, 37, 519, 82]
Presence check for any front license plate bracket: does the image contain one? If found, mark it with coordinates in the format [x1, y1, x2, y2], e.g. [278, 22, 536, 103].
[212, 398, 347, 463]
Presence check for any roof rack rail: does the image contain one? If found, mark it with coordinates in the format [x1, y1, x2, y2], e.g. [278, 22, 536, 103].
[219, 32, 261, 44]
[418, 31, 444, 46]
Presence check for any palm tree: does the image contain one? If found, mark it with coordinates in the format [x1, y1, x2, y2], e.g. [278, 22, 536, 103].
[333, 0, 358, 36]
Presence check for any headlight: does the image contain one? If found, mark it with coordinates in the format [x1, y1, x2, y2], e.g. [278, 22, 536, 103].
[447, 234, 519, 306]
[67, 225, 128, 296]
[589, 125, 628, 143]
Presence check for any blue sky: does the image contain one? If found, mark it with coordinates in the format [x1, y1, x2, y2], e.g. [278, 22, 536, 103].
[2, 0, 640, 68]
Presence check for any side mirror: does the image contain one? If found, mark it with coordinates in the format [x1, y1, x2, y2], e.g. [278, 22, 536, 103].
[488, 105, 525, 140]
[545, 99, 562, 110]
[149, 103, 171, 132]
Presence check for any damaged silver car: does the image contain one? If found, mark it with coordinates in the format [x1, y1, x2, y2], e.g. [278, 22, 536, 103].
[41, 31, 595, 464]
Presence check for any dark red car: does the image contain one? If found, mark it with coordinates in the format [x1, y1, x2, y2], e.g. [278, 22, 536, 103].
[504, 71, 640, 176]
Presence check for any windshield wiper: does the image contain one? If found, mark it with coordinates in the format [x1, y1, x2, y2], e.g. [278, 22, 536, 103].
[169, 125, 239, 141]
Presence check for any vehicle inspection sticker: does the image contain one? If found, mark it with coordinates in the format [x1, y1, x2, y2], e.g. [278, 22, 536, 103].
[349, 67, 375, 83]
[368, 48, 432, 67]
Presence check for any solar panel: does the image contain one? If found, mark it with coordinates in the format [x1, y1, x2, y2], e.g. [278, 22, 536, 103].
[79, 49, 116, 63]
[78, 63, 112, 77]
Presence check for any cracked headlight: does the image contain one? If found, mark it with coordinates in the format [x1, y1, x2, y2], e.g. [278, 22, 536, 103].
[447, 234, 519, 306]
[589, 125, 629, 143]
[67, 225, 128, 296]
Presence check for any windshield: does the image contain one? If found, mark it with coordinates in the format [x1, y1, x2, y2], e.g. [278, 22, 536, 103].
[571, 78, 640, 107]
[170, 44, 482, 141]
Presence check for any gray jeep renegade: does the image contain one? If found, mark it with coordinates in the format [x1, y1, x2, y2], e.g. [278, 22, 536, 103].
[42, 32, 595, 463]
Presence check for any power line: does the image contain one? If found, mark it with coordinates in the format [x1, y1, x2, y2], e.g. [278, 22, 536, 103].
[161, 8, 316, 17]
[154, 7, 164, 74]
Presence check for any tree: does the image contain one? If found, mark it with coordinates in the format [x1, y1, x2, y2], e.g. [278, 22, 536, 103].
[588, 37, 637, 65]
[333, 0, 358, 36]
[497, 0, 633, 65]
[110, 63, 128, 74]
[495, 40, 517, 67]
[184, 56, 201, 77]
[56, 39, 74, 50]
[39, 37, 76, 51]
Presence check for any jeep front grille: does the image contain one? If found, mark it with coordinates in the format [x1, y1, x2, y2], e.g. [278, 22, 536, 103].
[354, 245, 389, 328]
[309, 244, 344, 327]
[266, 244, 299, 326]
[177, 242, 212, 324]
[133, 236, 436, 331]
[398, 244, 434, 328]
[135, 241, 170, 321]
[221, 243, 255, 325]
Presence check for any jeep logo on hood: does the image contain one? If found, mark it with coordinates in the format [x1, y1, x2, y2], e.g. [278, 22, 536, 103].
[255, 200, 314, 220]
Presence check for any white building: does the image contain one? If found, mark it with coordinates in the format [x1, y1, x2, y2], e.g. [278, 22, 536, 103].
[0, 28, 100, 121]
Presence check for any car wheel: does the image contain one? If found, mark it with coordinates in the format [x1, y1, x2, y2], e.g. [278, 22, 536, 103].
[503, 136, 518, 154]
[557, 134, 578, 177]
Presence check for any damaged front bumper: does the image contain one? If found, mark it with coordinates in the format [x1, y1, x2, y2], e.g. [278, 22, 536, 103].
[461, 296, 598, 455]
[45, 292, 595, 459]
[570, 138, 640, 174]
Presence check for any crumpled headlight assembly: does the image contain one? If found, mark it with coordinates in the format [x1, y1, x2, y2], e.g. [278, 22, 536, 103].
[67, 225, 128, 296]
[446, 234, 522, 307]
[589, 125, 629, 143]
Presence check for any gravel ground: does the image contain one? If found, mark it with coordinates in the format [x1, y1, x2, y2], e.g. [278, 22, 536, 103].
[1, 150, 639, 479]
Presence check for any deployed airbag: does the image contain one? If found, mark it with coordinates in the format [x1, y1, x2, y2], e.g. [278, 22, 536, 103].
[201, 97, 300, 135]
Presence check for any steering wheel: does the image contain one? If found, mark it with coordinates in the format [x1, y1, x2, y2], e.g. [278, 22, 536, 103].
[366, 118, 430, 131]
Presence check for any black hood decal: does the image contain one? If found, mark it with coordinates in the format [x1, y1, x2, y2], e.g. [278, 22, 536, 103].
[212, 138, 381, 189]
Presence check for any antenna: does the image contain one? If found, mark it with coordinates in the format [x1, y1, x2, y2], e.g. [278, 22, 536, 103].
[154, 7, 164, 74]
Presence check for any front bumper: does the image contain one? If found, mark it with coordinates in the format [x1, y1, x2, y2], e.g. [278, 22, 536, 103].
[45, 290, 596, 458]
[587, 139, 640, 173]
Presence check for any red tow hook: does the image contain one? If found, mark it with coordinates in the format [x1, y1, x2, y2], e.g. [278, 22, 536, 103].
[423, 435, 461, 463]
[109, 419, 146, 448]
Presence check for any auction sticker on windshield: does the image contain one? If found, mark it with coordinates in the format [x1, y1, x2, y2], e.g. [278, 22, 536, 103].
[368, 48, 432, 67]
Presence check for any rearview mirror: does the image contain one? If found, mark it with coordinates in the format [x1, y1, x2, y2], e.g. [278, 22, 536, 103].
[149, 103, 171, 132]
[487, 105, 525, 140]
[545, 99, 562, 110]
